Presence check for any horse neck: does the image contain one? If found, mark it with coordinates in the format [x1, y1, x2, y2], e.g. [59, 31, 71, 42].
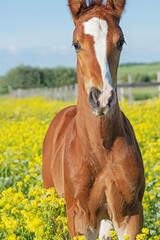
[76, 65, 123, 150]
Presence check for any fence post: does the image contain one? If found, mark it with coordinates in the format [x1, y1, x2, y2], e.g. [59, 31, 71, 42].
[69, 85, 74, 102]
[64, 86, 68, 102]
[157, 72, 160, 99]
[53, 87, 58, 100]
[118, 82, 124, 102]
[75, 84, 78, 100]
[59, 87, 63, 101]
[128, 74, 133, 105]
[120, 87, 124, 102]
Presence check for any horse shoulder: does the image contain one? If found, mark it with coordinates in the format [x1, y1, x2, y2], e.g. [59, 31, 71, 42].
[42, 105, 77, 194]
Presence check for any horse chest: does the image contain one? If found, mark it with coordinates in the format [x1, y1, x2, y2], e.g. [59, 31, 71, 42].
[104, 160, 142, 207]
[64, 131, 143, 221]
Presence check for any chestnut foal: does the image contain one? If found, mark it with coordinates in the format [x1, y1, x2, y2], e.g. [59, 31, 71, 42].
[42, 0, 145, 239]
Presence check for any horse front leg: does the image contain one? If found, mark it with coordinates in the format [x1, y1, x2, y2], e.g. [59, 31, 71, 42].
[65, 187, 98, 240]
[66, 201, 99, 240]
[67, 208, 99, 239]
[113, 201, 144, 240]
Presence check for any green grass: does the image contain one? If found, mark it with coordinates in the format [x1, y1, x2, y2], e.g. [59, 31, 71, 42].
[122, 87, 159, 101]
[118, 62, 160, 83]
[0, 94, 10, 101]
[117, 63, 160, 101]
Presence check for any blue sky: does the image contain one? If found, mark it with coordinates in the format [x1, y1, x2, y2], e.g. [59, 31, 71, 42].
[0, 0, 160, 76]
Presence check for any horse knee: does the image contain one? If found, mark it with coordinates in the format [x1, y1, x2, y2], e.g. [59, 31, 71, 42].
[113, 202, 144, 240]
[67, 208, 98, 240]
[125, 202, 144, 237]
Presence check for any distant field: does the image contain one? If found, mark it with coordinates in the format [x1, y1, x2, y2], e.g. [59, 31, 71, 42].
[123, 87, 158, 101]
[118, 62, 160, 82]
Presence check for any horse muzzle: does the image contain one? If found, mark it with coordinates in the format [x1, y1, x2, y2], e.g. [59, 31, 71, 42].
[88, 86, 116, 116]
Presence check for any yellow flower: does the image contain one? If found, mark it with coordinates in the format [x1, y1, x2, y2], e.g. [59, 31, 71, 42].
[153, 166, 160, 172]
[73, 237, 86, 240]
[24, 175, 30, 183]
[26, 217, 44, 235]
[4, 216, 18, 232]
[11, 207, 19, 215]
[5, 203, 12, 210]
[124, 235, 130, 240]
[17, 181, 23, 188]
[142, 228, 149, 235]
[34, 238, 43, 240]
[154, 237, 160, 240]
[110, 230, 118, 240]
[4, 234, 20, 240]
[0, 97, 160, 239]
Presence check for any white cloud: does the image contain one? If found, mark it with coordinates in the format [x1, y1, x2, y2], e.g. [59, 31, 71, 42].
[50, 45, 71, 55]
[7, 45, 17, 53]
[0, 45, 17, 53]
[34, 46, 71, 56]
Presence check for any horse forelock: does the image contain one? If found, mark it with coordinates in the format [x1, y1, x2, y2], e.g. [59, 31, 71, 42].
[74, 0, 118, 22]
[87, 0, 104, 7]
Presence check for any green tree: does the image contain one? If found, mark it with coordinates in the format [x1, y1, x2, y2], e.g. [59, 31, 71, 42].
[0, 77, 9, 94]
[4, 66, 41, 89]
[40, 68, 56, 88]
[53, 67, 77, 87]
[4, 65, 77, 90]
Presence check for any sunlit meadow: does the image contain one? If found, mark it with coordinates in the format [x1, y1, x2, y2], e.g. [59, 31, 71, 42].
[0, 97, 159, 239]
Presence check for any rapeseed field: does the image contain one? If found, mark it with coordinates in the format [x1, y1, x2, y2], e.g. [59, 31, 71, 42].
[0, 97, 159, 240]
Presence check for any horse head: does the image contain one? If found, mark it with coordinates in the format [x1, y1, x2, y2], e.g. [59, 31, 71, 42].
[69, 0, 126, 116]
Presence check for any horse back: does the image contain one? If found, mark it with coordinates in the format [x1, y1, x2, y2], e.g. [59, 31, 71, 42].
[42, 105, 77, 196]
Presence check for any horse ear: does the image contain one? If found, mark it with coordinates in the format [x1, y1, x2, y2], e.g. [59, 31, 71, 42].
[68, 0, 87, 24]
[107, 0, 126, 21]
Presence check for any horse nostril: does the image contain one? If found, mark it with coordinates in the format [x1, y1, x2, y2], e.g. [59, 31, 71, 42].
[88, 87, 101, 108]
[108, 90, 114, 108]
[108, 97, 112, 108]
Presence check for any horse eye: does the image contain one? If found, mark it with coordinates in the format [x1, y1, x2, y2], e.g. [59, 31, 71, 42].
[73, 41, 81, 52]
[116, 37, 125, 51]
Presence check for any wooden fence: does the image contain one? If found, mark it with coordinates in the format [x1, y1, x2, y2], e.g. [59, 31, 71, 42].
[9, 85, 78, 102]
[9, 72, 160, 105]
[117, 72, 160, 104]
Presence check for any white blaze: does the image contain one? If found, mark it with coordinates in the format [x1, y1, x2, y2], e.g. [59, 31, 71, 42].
[83, 17, 113, 90]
